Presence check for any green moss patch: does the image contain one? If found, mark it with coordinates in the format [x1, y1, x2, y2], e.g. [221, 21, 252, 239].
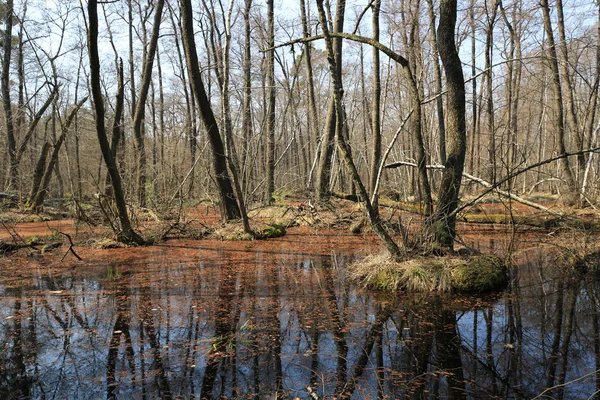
[450, 255, 508, 293]
[350, 254, 508, 293]
[256, 224, 286, 239]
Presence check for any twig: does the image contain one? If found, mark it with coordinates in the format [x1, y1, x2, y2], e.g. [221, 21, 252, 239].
[59, 232, 83, 261]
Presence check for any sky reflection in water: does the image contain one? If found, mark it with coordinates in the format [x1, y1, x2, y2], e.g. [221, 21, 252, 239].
[1, 241, 599, 399]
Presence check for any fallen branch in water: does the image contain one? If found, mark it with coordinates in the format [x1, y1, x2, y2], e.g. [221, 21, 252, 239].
[59, 232, 82, 261]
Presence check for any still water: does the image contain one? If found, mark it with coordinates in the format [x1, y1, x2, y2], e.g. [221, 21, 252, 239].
[1, 233, 599, 399]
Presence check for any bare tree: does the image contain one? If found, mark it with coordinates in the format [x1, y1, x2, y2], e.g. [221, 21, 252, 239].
[87, 0, 145, 244]
[132, 0, 165, 207]
[430, 0, 466, 250]
[179, 0, 241, 221]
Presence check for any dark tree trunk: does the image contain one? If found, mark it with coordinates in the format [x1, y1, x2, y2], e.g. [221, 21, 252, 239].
[265, 0, 276, 204]
[179, 0, 241, 221]
[88, 0, 144, 244]
[2, 0, 17, 191]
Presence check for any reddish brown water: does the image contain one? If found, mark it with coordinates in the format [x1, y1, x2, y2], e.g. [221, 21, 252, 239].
[1, 225, 599, 399]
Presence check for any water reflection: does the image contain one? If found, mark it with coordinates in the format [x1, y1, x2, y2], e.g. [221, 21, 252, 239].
[1, 245, 599, 399]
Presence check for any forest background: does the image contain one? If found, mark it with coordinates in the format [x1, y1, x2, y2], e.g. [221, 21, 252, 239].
[1, 0, 599, 249]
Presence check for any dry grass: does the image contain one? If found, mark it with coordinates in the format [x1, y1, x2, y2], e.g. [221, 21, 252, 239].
[349, 253, 508, 293]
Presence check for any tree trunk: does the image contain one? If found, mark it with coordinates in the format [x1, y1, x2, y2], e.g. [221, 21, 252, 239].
[179, 0, 241, 221]
[315, 0, 346, 202]
[540, 0, 578, 203]
[315, 0, 402, 259]
[369, 0, 381, 210]
[241, 0, 253, 193]
[300, 0, 320, 190]
[432, 0, 467, 250]
[132, 0, 164, 207]
[556, 0, 584, 173]
[427, 0, 447, 165]
[27, 142, 51, 208]
[88, 0, 144, 244]
[265, 0, 276, 204]
[2, 0, 17, 191]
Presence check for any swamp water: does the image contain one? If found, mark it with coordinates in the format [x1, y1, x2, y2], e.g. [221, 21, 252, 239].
[1, 230, 599, 399]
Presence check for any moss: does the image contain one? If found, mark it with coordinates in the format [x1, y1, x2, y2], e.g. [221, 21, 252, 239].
[350, 218, 366, 234]
[41, 242, 63, 254]
[451, 255, 508, 293]
[257, 224, 286, 239]
[26, 236, 45, 246]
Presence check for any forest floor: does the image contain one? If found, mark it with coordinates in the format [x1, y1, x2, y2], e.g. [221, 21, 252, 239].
[1, 192, 598, 259]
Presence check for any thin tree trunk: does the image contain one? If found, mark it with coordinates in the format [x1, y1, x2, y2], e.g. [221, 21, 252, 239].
[265, 0, 276, 204]
[369, 0, 381, 210]
[132, 0, 164, 207]
[241, 0, 253, 193]
[300, 0, 320, 190]
[485, 0, 499, 183]
[315, 0, 346, 202]
[540, 0, 578, 203]
[2, 0, 17, 191]
[427, 0, 447, 165]
[315, 0, 402, 258]
[556, 0, 584, 174]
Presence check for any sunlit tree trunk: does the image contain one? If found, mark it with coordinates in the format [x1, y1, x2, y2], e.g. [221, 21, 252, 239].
[315, 0, 345, 202]
[369, 0, 381, 210]
[540, 0, 578, 203]
[132, 0, 164, 207]
[431, 0, 466, 250]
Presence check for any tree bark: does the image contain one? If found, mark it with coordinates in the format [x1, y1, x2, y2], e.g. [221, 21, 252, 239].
[315, 0, 346, 202]
[426, 0, 447, 165]
[179, 0, 241, 221]
[88, 0, 144, 244]
[432, 0, 467, 250]
[132, 0, 164, 207]
[369, 0, 381, 210]
[265, 0, 276, 204]
[2, 0, 17, 191]
[540, 0, 578, 203]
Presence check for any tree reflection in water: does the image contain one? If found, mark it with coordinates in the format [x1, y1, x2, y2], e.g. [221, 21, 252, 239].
[0, 246, 599, 399]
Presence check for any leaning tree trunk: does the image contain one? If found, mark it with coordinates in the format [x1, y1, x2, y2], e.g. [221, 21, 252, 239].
[28, 97, 88, 210]
[179, 0, 241, 221]
[88, 0, 144, 244]
[315, 0, 402, 259]
[431, 0, 467, 250]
